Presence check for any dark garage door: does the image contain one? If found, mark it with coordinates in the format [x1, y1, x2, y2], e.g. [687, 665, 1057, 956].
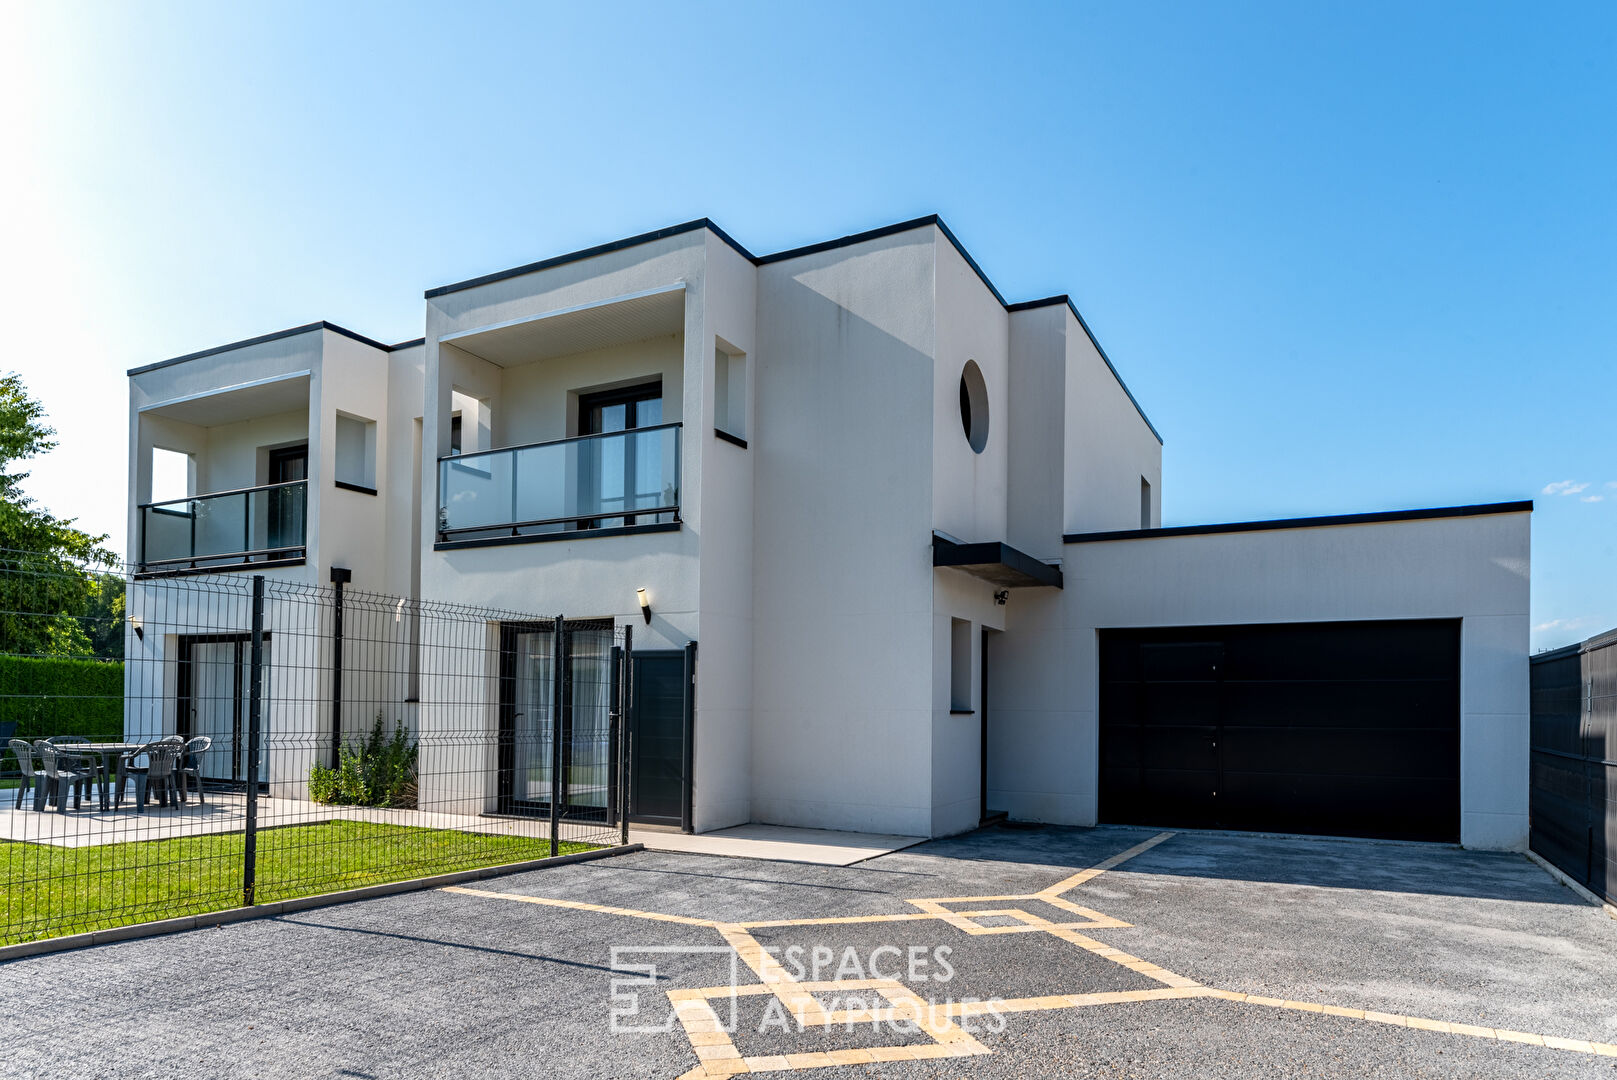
[1099, 619, 1461, 842]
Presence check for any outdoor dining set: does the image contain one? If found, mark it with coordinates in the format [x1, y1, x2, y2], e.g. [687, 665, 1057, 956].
[7, 735, 213, 814]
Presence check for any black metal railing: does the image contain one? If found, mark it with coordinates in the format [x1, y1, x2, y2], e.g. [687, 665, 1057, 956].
[437, 423, 680, 543]
[138, 480, 307, 573]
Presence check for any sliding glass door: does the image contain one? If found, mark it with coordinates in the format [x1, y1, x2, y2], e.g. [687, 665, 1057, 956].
[499, 622, 617, 817]
[178, 634, 270, 786]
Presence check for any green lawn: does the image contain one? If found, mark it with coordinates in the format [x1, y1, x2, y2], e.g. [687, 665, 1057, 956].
[1, 821, 597, 945]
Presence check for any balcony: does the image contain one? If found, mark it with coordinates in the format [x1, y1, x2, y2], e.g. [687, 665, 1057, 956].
[139, 481, 308, 574]
[437, 424, 681, 547]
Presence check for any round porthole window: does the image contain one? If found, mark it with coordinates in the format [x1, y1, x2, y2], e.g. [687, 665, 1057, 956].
[959, 360, 989, 454]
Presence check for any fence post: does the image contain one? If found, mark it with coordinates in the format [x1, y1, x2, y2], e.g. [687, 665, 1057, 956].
[550, 615, 565, 858]
[329, 567, 350, 768]
[620, 623, 632, 846]
[243, 574, 265, 908]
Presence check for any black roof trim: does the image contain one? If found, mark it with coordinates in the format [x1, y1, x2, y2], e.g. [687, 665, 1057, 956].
[425, 218, 756, 299]
[1064, 501, 1534, 544]
[932, 532, 1064, 589]
[388, 337, 426, 351]
[128, 321, 392, 376]
[1007, 293, 1162, 445]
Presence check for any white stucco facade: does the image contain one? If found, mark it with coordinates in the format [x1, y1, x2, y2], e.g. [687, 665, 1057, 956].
[124, 214, 1535, 850]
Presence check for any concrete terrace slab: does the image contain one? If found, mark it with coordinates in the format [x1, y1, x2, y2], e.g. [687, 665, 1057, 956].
[629, 823, 927, 866]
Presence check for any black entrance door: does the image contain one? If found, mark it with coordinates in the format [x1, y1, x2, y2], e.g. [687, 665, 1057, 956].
[629, 649, 692, 827]
[1099, 619, 1461, 842]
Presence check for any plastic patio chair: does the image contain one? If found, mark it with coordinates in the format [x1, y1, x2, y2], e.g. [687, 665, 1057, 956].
[8, 738, 40, 810]
[36, 742, 96, 814]
[117, 740, 184, 812]
[177, 736, 213, 804]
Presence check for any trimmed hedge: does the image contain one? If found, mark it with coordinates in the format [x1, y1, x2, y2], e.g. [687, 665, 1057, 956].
[1, 656, 124, 771]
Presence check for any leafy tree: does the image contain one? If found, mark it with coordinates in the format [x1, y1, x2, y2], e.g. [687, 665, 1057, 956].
[0, 373, 117, 657]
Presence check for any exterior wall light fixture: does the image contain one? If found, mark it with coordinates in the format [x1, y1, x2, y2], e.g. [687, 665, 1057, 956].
[636, 588, 652, 624]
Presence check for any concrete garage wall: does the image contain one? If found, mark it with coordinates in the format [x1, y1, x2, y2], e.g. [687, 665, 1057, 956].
[993, 507, 1532, 851]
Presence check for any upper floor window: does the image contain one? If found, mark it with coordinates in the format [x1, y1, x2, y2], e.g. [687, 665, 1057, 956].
[581, 381, 662, 435]
[959, 360, 989, 454]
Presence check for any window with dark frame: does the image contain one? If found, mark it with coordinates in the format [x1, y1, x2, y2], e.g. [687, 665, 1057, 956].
[577, 381, 666, 529]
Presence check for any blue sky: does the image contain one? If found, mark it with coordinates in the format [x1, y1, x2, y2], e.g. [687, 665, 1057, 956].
[1, 1, 1611, 650]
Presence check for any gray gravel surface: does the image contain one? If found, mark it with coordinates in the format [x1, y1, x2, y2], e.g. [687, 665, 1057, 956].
[3, 825, 1614, 1079]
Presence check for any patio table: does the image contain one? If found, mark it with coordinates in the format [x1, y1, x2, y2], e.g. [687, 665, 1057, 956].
[50, 743, 144, 812]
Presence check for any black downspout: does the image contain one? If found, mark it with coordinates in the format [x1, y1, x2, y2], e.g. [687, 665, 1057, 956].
[681, 640, 696, 834]
[329, 567, 351, 769]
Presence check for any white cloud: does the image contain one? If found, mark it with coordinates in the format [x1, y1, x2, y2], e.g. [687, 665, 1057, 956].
[1582, 495, 1605, 503]
[1535, 616, 1597, 633]
[1608, 481, 1617, 490]
[1542, 480, 1590, 496]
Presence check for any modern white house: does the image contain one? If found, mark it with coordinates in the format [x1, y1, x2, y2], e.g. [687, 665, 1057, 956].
[124, 215, 1533, 851]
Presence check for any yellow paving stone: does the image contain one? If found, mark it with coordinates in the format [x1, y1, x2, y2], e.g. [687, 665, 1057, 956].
[745, 1057, 789, 1072]
[783, 1052, 834, 1068]
[1321, 1005, 1368, 1020]
[867, 1046, 920, 1062]
[1404, 1016, 1451, 1033]
[828, 1049, 876, 1065]
[1542, 1036, 1598, 1053]
[1495, 1030, 1546, 1046]
[1245, 995, 1288, 1009]
[686, 1031, 734, 1047]
[695, 1044, 742, 1060]
[680, 1019, 724, 1034]
[1592, 1043, 1617, 1057]
[909, 1043, 968, 1059]
[699, 1061, 749, 1077]
[1283, 1001, 1326, 1014]
[1361, 1011, 1409, 1027]
[1446, 1023, 1495, 1039]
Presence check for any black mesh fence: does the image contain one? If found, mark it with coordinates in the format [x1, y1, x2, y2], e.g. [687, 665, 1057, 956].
[0, 554, 630, 946]
[1530, 627, 1617, 905]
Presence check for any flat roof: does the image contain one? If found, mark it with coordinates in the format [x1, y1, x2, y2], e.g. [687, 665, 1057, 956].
[1064, 501, 1533, 544]
[126, 215, 1157, 441]
[423, 213, 1160, 442]
[128, 320, 411, 377]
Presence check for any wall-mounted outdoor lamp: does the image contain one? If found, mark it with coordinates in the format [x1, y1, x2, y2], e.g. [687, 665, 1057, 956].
[636, 588, 652, 624]
[129, 616, 144, 641]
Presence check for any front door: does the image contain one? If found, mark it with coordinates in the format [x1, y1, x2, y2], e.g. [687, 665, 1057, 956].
[628, 650, 691, 826]
[498, 622, 619, 817]
[178, 634, 270, 786]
